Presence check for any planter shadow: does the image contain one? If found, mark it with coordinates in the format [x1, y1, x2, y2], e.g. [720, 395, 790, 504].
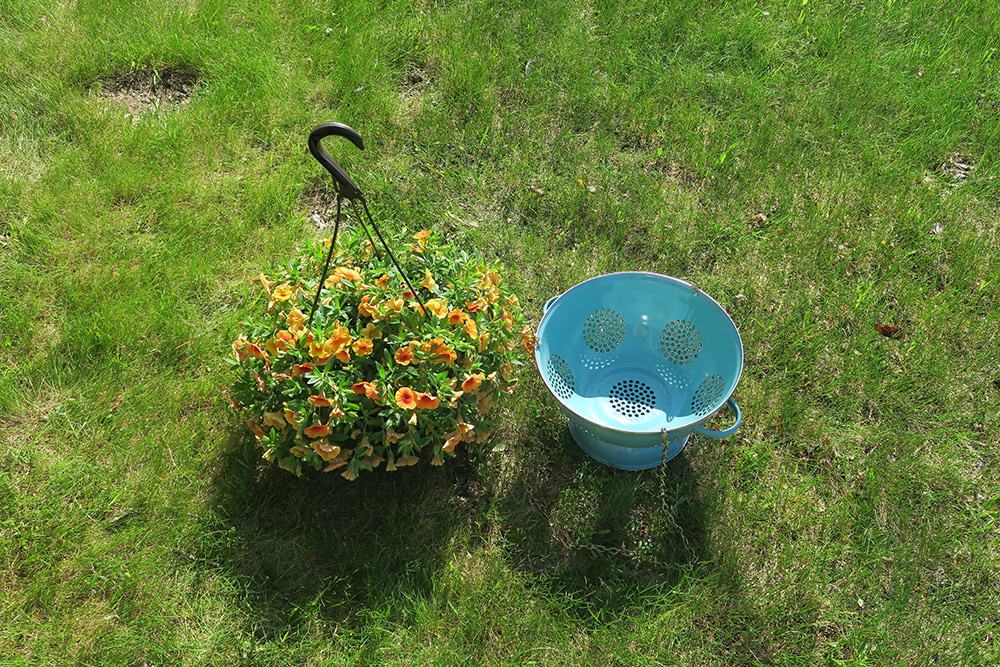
[488, 417, 714, 615]
[204, 429, 467, 635]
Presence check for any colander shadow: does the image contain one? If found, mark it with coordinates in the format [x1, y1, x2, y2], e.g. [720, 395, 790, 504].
[493, 421, 710, 612]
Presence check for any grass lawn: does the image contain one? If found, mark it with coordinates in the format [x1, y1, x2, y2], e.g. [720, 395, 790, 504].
[2, 0, 999, 664]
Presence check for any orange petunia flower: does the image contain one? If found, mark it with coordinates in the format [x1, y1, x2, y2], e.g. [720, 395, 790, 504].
[263, 411, 286, 430]
[247, 418, 267, 438]
[328, 323, 353, 350]
[394, 344, 417, 366]
[351, 381, 381, 401]
[291, 362, 314, 377]
[375, 274, 390, 287]
[303, 423, 331, 438]
[358, 295, 377, 318]
[395, 387, 418, 410]
[501, 309, 515, 331]
[273, 329, 296, 352]
[447, 309, 467, 326]
[257, 273, 273, 297]
[430, 339, 457, 365]
[289, 445, 311, 458]
[360, 322, 381, 340]
[443, 423, 474, 453]
[245, 342, 267, 360]
[465, 297, 487, 313]
[521, 327, 534, 352]
[477, 331, 490, 352]
[419, 268, 438, 292]
[324, 459, 348, 472]
[383, 297, 405, 316]
[395, 454, 419, 467]
[416, 392, 440, 410]
[462, 373, 485, 394]
[272, 283, 296, 302]
[336, 266, 362, 283]
[477, 269, 501, 291]
[412, 229, 431, 251]
[309, 339, 332, 364]
[311, 440, 342, 462]
[283, 407, 301, 429]
[287, 307, 306, 329]
[353, 338, 374, 356]
[500, 363, 514, 382]
[308, 394, 335, 408]
[335, 348, 351, 363]
[424, 298, 448, 318]
[324, 266, 362, 289]
[232, 338, 249, 363]
[463, 317, 478, 339]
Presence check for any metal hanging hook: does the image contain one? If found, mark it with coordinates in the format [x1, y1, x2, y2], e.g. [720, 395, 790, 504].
[308, 122, 365, 201]
[306, 122, 426, 325]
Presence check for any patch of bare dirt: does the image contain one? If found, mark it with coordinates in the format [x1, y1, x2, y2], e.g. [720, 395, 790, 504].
[93, 67, 199, 116]
[652, 159, 703, 187]
[938, 153, 974, 182]
[301, 180, 337, 230]
[400, 65, 434, 117]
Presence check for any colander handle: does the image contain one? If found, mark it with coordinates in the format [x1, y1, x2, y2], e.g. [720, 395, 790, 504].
[691, 397, 742, 439]
[543, 294, 561, 314]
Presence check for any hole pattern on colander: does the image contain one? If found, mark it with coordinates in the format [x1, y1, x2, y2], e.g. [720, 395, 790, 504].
[609, 379, 656, 420]
[656, 363, 690, 392]
[691, 374, 725, 416]
[580, 354, 615, 372]
[583, 308, 625, 353]
[546, 355, 575, 400]
[660, 319, 702, 365]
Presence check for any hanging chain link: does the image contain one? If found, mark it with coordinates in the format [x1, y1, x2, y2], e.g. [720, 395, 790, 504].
[554, 433, 692, 565]
[658, 429, 693, 557]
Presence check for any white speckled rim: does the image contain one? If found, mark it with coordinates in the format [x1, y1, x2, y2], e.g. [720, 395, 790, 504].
[534, 271, 744, 435]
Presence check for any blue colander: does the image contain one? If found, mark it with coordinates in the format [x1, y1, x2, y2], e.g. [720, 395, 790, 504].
[535, 272, 744, 470]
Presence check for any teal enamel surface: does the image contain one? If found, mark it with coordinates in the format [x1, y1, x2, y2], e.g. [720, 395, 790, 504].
[535, 272, 744, 469]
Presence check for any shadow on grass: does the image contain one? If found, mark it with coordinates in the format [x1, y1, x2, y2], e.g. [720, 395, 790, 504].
[204, 430, 470, 634]
[489, 419, 712, 615]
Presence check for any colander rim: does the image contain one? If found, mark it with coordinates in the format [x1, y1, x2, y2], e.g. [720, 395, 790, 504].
[534, 271, 744, 434]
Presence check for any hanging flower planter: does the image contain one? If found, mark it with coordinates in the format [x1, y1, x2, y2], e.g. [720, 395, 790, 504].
[228, 123, 529, 480]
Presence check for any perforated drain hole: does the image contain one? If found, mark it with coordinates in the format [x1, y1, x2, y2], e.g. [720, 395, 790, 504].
[547, 355, 575, 400]
[691, 374, 725, 416]
[660, 319, 702, 365]
[583, 308, 625, 353]
[609, 379, 656, 420]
